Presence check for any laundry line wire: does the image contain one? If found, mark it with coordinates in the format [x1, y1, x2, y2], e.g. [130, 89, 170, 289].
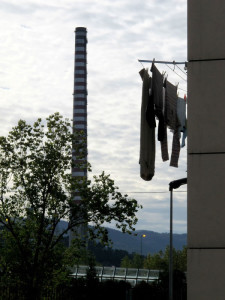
[176, 64, 187, 76]
[165, 63, 187, 82]
[138, 58, 187, 89]
[121, 191, 187, 194]
[138, 59, 186, 65]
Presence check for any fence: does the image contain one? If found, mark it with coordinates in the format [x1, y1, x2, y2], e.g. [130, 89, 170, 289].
[71, 265, 161, 286]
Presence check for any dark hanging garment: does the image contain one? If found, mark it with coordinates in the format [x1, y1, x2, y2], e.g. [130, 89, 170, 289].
[170, 97, 187, 167]
[145, 79, 156, 128]
[160, 87, 169, 161]
[177, 97, 186, 134]
[178, 95, 187, 148]
[139, 68, 155, 181]
[163, 79, 181, 167]
[151, 64, 164, 141]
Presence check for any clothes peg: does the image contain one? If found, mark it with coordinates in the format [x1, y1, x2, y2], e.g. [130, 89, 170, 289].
[150, 58, 155, 72]
[173, 61, 176, 71]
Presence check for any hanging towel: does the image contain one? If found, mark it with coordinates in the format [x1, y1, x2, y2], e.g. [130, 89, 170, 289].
[151, 64, 164, 141]
[139, 68, 155, 181]
[164, 79, 180, 130]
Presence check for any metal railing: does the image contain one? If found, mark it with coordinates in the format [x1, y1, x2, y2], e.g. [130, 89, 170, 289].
[71, 265, 161, 286]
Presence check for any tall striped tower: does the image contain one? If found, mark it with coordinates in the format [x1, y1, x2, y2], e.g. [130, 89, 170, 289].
[73, 27, 88, 178]
[70, 27, 88, 244]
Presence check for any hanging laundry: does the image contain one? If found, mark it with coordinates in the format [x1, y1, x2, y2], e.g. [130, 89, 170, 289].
[151, 64, 164, 141]
[164, 79, 180, 130]
[139, 68, 155, 181]
[181, 95, 187, 147]
[170, 129, 180, 167]
[177, 96, 186, 136]
[138, 60, 187, 175]
[145, 75, 156, 128]
[160, 86, 169, 161]
[164, 79, 181, 167]
[182, 119, 187, 147]
[169, 97, 186, 167]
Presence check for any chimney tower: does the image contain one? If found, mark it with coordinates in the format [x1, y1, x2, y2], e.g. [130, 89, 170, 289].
[70, 27, 88, 244]
[72, 27, 88, 180]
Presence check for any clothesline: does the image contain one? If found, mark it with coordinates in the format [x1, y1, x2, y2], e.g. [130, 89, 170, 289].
[138, 59, 187, 65]
[165, 63, 187, 82]
[138, 59, 187, 83]
[121, 191, 187, 194]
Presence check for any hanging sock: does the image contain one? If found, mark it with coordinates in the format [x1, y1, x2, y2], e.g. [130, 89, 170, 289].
[161, 125, 169, 161]
[182, 119, 187, 147]
[177, 96, 187, 149]
[177, 97, 186, 134]
[181, 96, 187, 148]
[139, 68, 155, 181]
[170, 129, 180, 167]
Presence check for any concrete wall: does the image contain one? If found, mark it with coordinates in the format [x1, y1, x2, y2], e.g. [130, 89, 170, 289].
[187, 1, 225, 299]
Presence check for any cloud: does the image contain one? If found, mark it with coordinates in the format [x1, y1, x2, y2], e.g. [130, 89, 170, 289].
[0, 0, 187, 233]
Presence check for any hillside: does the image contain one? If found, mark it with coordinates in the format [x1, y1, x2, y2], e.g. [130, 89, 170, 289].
[57, 221, 187, 255]
[106, 227, 187, 255]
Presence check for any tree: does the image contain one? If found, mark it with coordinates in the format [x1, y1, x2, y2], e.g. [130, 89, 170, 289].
[143, 250, 166, 270]
[163, 245, 187, 272]
[0, 113, 141, 298]
[121, 255, 132, 268]
[143, 247, 187, 272]
[131, 253, 144, 269]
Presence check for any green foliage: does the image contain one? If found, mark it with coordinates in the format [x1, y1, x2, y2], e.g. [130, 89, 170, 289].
[89, 241, 187, 272]
[120, 253, 144, 269]
[131, 253, 144, 268]
[143, 246, 187, 272]
[0, 112, 141, 297]
[88, 241, 132, 267]
[121, 255, 133, 268]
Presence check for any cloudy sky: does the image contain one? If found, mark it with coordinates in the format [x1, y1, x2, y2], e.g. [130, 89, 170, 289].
[0, 0, 187, 234]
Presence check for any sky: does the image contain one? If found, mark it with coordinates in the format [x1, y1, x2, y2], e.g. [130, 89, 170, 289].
[0, 0, 187, 234]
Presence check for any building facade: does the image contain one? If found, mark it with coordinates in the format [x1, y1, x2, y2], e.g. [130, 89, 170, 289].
[187, 1, 225, 299]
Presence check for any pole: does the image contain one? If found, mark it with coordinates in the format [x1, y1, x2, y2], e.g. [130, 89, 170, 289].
[140, 234, 146, 256]
[169, 189, 173, 300]
[168, 178, 187, 300]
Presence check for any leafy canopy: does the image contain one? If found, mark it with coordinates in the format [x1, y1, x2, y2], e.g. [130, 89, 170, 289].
[0, 112, 141, 292]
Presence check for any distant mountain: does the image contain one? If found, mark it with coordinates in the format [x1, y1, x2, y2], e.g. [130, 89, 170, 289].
[106, 227, 187, 255]
[58, 221, 187, 255]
